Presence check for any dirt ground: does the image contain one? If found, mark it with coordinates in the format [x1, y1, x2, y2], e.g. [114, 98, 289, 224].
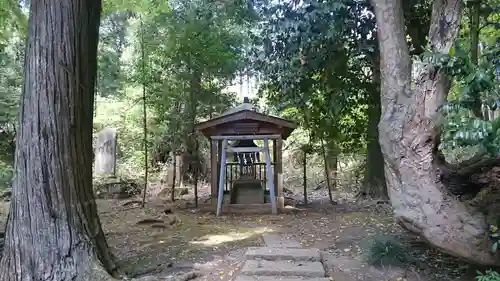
[0, 197, 485, 281]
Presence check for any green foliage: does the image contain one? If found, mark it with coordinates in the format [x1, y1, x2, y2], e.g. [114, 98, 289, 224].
[364, 235, 409, 267]
[94, 0, 253, 179]
[98, 12, 130, 97]
[0, 36, 22, 127]
[488, 224, 500, 254]
[102, 0, 171, 15]
[0, 29, 24, 187]
[127, 0, 253, 164]
[428, 43, 500, 153]
[0, 160, 13, 189]
[0, 3, 26, 188]
[0, 0, 27, 43]
[477, 270, 500, 281]
[439, 108, 494, 149]
[436, 0, 500, 155]
[252, 0, 375, 154]
[94, 88, 155, 177]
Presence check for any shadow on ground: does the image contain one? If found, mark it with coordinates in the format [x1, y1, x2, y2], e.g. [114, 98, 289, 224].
[0, 199, 491, 281]
[98, 200, 279, 278]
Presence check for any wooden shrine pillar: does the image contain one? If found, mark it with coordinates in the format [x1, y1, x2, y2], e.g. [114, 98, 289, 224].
[274, 137, 284, 210]
[273, 141, 278, 198]
[217, 139, 222, 191]
[210, 139, 218, 207]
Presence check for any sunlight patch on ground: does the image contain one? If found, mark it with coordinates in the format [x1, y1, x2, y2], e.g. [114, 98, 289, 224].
[136, 237, 174, 250]
[190, 227, 272, 246]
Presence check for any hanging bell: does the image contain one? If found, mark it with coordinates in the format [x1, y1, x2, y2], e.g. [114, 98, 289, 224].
[231, 139, 259, 164]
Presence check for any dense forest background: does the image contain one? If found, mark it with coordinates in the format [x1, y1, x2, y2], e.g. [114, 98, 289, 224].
[0, 0, 372, 198]
[1, 0, 500, 279]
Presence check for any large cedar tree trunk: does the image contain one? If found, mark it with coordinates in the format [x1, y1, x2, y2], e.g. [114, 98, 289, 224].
[372, 0, 496, 265]
[0, 0, 120, 280]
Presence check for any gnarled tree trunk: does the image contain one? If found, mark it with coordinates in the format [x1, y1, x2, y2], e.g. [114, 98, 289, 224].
[0, 0, 120, 280]
[372, 0, 496, 265]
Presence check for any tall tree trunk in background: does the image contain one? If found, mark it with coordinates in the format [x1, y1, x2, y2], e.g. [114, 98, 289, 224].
[372, 0, 496, 265]
[177, 154, 184, 188]
[193, 138, 199, 207]
[321, 139, 335, 203]
[181, 71, 201, 182]
[189, 71, 201, 207]
[302, 148, 308, 206]
[469, 0, 482, 117]
[0, 0, 120, 280]
[362, 52, 387, 199]
[469, 0, 480, 65]
[140, 15, 149, 208]
[328, 149, 338, 197]
[171, 153, 177, 202]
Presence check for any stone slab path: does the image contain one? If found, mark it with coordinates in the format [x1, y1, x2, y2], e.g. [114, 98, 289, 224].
[233, 234, 331, 281]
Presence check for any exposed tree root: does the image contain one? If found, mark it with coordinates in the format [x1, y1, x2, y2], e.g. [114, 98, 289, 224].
[171, 271, 201, 281]
[85, 260, 201, 281]
[122, 200, 143, 207]
[136, 218, 165, 225]
[82, 260, 120, 281]
[132, 271, 201, 281]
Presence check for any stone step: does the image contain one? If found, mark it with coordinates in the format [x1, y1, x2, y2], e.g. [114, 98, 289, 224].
[240, 260, 325, 277]
[234, 276, 332, 281]
[245, 247, 321, 262]
[262, 234, 301, 248]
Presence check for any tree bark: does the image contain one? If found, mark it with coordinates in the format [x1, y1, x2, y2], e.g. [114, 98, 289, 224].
[171, 153, 177, 202]
[0, 0, 121, 280]
[302, 149, 308, 206]
[362, 51, 387, 199]
[469, 0, 483, 117]
[193, 138, 199, 208]
[321, 139, 336, 203]
[188, 70, 201, 207]
[372, 0, 496, 265]
[140, 15, 149, 208]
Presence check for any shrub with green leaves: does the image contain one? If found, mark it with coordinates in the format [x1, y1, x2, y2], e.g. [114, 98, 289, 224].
[0, 160, 13, 190]
[477, 270, 500, 281]
[364, 234, 409, 267]
[488, 224, 500, 254]
[429, 43, 500, 154]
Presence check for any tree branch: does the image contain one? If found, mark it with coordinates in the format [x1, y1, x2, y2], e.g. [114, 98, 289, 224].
[479, 21, 500, 31]
[437, 146, 500, 177]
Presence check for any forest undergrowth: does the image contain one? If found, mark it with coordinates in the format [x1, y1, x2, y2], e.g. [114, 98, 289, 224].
[0, 194, 479, 281]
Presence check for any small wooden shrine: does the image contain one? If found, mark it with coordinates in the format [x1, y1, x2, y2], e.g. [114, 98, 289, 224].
[196, 98, 296, 216]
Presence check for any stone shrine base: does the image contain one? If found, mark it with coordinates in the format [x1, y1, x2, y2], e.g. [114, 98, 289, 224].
[201, 202, 289, 215]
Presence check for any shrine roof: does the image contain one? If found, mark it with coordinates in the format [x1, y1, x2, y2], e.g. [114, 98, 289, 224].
[195, 100, 296, 139]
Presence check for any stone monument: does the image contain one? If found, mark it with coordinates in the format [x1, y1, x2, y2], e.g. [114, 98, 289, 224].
[94, 127, 117, 176]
